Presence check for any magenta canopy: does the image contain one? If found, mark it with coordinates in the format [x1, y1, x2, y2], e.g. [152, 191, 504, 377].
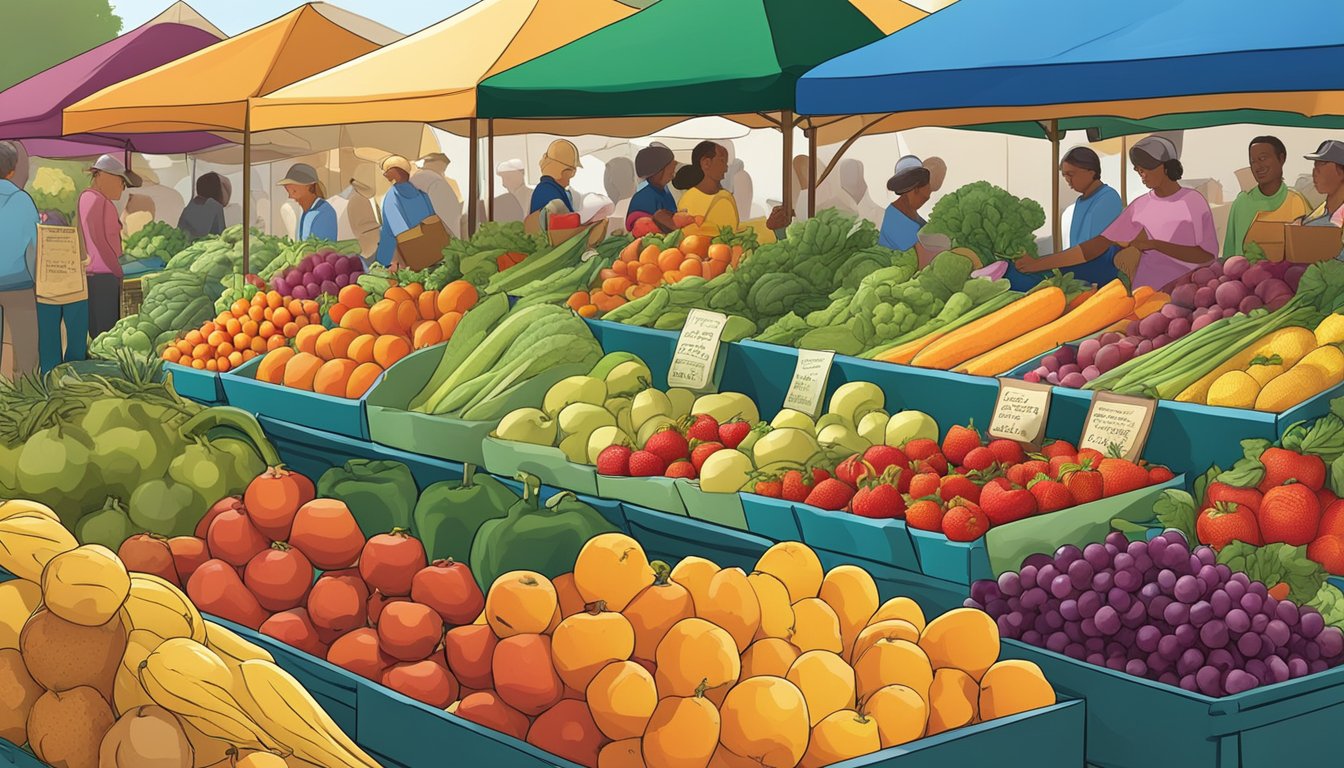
[0, 13, 228, 157]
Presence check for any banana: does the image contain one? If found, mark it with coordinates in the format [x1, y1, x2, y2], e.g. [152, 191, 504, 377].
[182, 720, 231, 768]
[114, 628, 160, 717]
[0, 500, 60, 523]
[233, 659, 381, 768]
[139, 638, 279, 753]
[205, 620, 275, 666]
[122, 573, 205, 644]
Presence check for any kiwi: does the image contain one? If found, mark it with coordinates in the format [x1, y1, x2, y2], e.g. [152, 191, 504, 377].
[0, 648, 42, 744]
[19, 607, 125, 700]
[98, 705, 194, 768]
[27, 686, 115, 768]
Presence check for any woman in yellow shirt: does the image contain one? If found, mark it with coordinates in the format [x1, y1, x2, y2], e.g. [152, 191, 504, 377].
[673, 141, 740, 234]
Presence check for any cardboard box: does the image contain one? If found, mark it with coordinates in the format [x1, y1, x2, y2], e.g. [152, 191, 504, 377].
[523, 210, 610, 247]
[1285, 224, 1343, 263]
[1246, 219, 1286, 261]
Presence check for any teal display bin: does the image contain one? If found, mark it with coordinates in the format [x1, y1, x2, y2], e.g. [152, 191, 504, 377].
[908, 527, 993, 584]
[598, 474, 687, 515]
[621, 501, 772, 572]
[0, 740, 43, 768]
[165, 361, 226, 404]
[741, 493, 803, 541]
[1003, 639, 1344, 768]
[677, 480, 749, 530]
[222, 355, 380, 441]
[480, 436, 599, 497]
[794, 503, 921, 572]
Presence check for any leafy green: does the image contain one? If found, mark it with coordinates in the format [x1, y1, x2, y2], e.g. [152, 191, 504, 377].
[1282, 397, 1344, 463]
[1153, 489, 1198, 544]
[923, 181, 1046, 264]
[1214, 438, 1273, 488]
[1193, 464, 1222, 507]
[1307, 582, 1344, 631]
[1216, 542, 1328, 603]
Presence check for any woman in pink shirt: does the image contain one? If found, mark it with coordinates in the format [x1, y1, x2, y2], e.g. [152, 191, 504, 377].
[1017, 136, 1217, 290]
[80, 155, 139, 337]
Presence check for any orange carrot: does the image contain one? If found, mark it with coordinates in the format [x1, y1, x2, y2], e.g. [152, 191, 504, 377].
[1065, 288, 1097, 312]
[957, 280, 1136, 376]
[911, 287, 1067, 370]
[878, 333, 946, 365]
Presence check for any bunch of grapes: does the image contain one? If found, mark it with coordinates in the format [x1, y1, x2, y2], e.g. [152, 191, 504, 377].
[968, 531, 1344, 697]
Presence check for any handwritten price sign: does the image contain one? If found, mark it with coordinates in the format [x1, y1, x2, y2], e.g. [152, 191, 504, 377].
[782, 349, 836, 418]
[987, 379, 1052, 447]
[667, 309, 729, 392]
[1080, 392, 1157, 461]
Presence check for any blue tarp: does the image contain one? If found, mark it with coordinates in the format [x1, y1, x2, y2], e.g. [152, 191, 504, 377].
[797, 0, 1344, 118]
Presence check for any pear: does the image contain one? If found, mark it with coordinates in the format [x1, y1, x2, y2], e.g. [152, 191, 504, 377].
[828, 382, 885, 427]
[700, 450, 755, 493]
[630, 388, 674, 433]
[587, 426, 631, 464]
[771, 409, 817, 434]
[858, 411, 891, 446]
[885, 410, 939, 447]
[605, 360, 653, 399]
[557, 402, 615, 438]
[558, 433, 590, 464]
[543, 376, 607, 417]
[691, 392, 759, 425]
[818, 424, 871, 456]
[495, 408, 557, 446]
[666, 388, 696, 420]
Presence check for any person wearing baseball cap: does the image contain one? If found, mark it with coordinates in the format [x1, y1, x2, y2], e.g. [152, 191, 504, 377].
[625, 145, 678, 233]
[1302, 140, 1344, 231]
[71, 154, 144, 356]
[530, 140, 582, 215]
[278, 163, 336, 242]
[375, 155, 436, 267]
[493, 159, 530, 223]
[1021, 135, 1217, 290]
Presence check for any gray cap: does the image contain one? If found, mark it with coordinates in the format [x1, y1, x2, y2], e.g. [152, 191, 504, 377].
[89, 154, 142, 188]
[1305, 140, 1344, 165]
[635, 145, 675, 180]
[277, 163, 319, 186]
[1133, 135, 1179, 163]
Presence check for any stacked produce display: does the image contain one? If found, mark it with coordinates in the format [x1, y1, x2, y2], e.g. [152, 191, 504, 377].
[120, 221, 188, 272]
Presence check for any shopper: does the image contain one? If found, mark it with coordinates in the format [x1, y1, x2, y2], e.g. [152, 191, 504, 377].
[412, 153, 462, 238]
[79, 154, 140, 339]
[1224, 136, 1310, 257]
[177, 171, 227, 241]
[673, 141, 740, 232]
[530, 140, 581, 214]
[879, 155, 934, 251]
[493, 159, 531, 223]
[1300, 140, 1344, 228]
[279, 163, 336, 241]
[375, 155, 436, 268]
[626, 145, 678, 233]
[1020, 136, 1216, 290]
[0, 141, 38, 377]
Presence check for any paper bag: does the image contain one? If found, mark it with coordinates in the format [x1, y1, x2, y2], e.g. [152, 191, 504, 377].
[36, 225, 87, 304]
[395, 215, 451, 271]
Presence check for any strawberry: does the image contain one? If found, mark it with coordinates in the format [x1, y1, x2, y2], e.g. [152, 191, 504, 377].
[1061, 460, 1104, 504]
[781, 470, 814, 503]
[980, 481, 1037, 525]
[665, 460, 697, 480]
[1206, 482, 1262, 513]
[902, 439, 941, 462]
[596, 444, 632, 476]
[717, 419, 752, 449]
[942, 501, 989, 542]
[851, 482, 906, 520]
[1042, 440, 1078, 459]
[1148, 465, 1175, 484]
[905, 499, 944, 532]
[754, 477, 783, 498]
[983, 476, 1013, 492]
[1028, 475, 1074, 513]
[1258, 483, 1321, 545]
[1048, 455, 1076, 479]
[1268, 582, 1291, 601]
[685, 413, 720, 443]
[811, 466, 832, 485]
[1320, 499, 1344, 537]
[986, 439, 1026, 466]
[1076, 447, 1104, 466]
[1258, 447, 1326, 493]
[941, 423, 981, 466]
[1308, 534, 1344, 576]
[1005, 463, 1032, 488]
[836, 455, 871, 487]
[690, 441, 724, 472]
[1195, 502, 1262, 550]
[1097, 458, 1151, 497]
[1319, 487, 1339, 510]
[914, 454, 949, 476]
[804, 478, 856, 511]
[628, 450, 667, 478]
[644, 428, 690, 464]
[961, 446, 996, 473]
[908, 472, 941, 500]
[863, 445, 909, 476]
[939, 474, 981, 504]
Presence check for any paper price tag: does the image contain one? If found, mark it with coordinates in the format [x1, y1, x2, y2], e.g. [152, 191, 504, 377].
[987, 378, 1052, 447]
[1079, 391, 1157, 461]
[782, 349, 836, 418]
[667, 309, 729, 392]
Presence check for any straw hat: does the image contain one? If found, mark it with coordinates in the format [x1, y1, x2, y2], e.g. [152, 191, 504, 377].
[380, 155, 414, 175]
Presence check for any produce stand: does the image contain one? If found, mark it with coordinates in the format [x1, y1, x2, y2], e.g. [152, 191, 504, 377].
[162, 360, 227, 404]
[221, 355, 385, 441]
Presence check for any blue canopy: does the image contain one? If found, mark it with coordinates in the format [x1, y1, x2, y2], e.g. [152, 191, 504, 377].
[797, 0, 1344, 127]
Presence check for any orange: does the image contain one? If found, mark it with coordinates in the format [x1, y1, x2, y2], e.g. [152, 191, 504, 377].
[207, 330, 228, 347]
[438, 281, 478, 315]
[241, 319, 259, 337]
[346, 362, 383, 398]
[313, 359, 360, 398]
[679, 259, 703, 278]
[248, 305, 265, 322]
[438, 312, 462, 339]
[185, 329, 203, 345]
[266, 291, 283, 309]
[315, 328, 358, 361]
[216, 358, 231, 373]
[578, 305, 598, 318]
[395, 300, 419, 332]
[574, 533, 651, 612]
[418, 290, 440, 320]
[266, 334, 287, 351]
[567, 292, 589, 311]
[602, 277, 633, 296]
[681, 236, 710, 259]
[191, 359, 206, 370]
[295, 324, 325, 355]
[225, 318, 242, 336]
[636, 264, 662, 285]
[384, 286, 412, 304]
[346, 334, 377, 365]
[281, 352, 322, 390]
[272, 307, 293, 327]
[374, 335, 412, 369]
[340, 307, 374, 335]
[192, 344, 210, 361]
[258, 320, 277, 339]
[217, 342, 235, 357]
[338, 284, 368, 308]
[162, 347, 181, 363]
[658, 248, 684, 272]
[302, 299, 320, 316]
[708, 243, 732, 263]
[250, 336, 268, 354]
[205, 359, 218, 372]
[282, 322, 299, 338]
[663, 271, 684, 284]
[404, 282, 424, 300]
[486, 571, 557, 639]
[638, 245, 661, 265]
[231, 299, 250, 316]
[369, 301, 401, 336]
[703, 260, 727, 280]
[228, 351, 244, 368]
[175, 340, 192, 355]
[412, 321, 443, 350]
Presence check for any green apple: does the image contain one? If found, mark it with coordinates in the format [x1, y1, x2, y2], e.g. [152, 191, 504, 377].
[543, 375, 607, 417]
[886, 410, 939, 447]
[828, 381, 885, 427]
[771, 408, 816, 434]
[699, 449, 755, 493]
[666, 387, 696, 420]
[751, 427, 820, 471]
[857, 411, 891, 446]
[817, 424, 871, 456]
[604, 359, 653, 399]
[494, 408, 557, 446]
[691, 392, 759, 425]
[587, 425, 630, 464]
[630, 388, 673, 433]
[558, 402, 615, 438]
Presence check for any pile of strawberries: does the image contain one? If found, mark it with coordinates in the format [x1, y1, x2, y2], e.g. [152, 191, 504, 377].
[1196, 446, 1344, 575]
[595, 414, 751, 479]
[753, 423, 1174, 543]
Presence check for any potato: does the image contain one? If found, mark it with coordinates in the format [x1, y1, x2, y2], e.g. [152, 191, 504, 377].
[28, 686, 115, 768]
[0, 648, 42, 744]
[98, 705, 194, 767]
[19, 607, 125, 701]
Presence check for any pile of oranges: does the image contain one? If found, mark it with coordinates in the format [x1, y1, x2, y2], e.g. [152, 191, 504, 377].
[162, 291, 321, 372]
[567, 235, 743, 318]
[253, 280, 478, 399]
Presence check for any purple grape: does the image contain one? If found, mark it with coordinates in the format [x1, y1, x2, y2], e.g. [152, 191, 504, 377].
[1079, 592, 1102, 619]
[1046, 632, 1069, 653]
[1252, 613, 1270, 634]
[1196, 665, 1222, 696]
[1289, 657, 1310, 678]
[1095, 606, 1121, 635]
[1285, 264, 1306, 291]
[1065, 643, 1087, 660]
[1214, 280, 1249, 308]
[997, 615, 1020, 638]
[1320, 627, 1344, 658]
[1208, 649, 1234, 672]
[334, 272, 351, 288]
[1174, 575, 1202, 603]
[1191, 313, 1218, 333]
[1019, 565, 1039, 589]
[1266, 620, 1291, 648]
[1226, 608, 1251, 634]
[1201, 620, 1229, 649]
[1178, 648, 1205, 676]
[1176, 624, 1198, 647]
[1059, 599, 1081, 622]
[1136, 625, 1162, 653]
[1189, 601, 1213, 627]
[1238, 295, 1264, 314]
[1275, 600, 1300, 627]
[1068, 560, 1093, 590]
[1105, 656, 1127, 672]
[1041, 355, 1060, 373]
[1238, 632, 1262, 658]
[1192, 266, 1217, 284]
[1157, 569, 1177, 592]
[1021, 588, 1048, 611]
[1170, 283, 1198, 308]
[1267, 655, 1290, 684]
[1179, 674, 1199, 692]
[290, 284, 309, 301]
[1084, 544, 1110, 569]
[1087, 653, 1107, 667]
[1044, 611, 1064, 631]
[1194, 286, 1217, 308]
[1167, 317, 1192, 338]
[1045, 372, 1061, 385]
[1222, 307, 1240, 319]
[1139, 313, 1170, 338]
[319, 280, 339, 296]
[1125, 659, 1148, 678]
[1241, 592, 1263, 615]
[1050, 575, 1074, 599]
[1077, 338, 1101, 368]
[1115, 569, 1143, 593]
[1108, 588, 1133, 613]
[1159, 634, 1182, 660]
[1037, 563, 1060, 586]
[1055, 345, 1077, 365]
[1300, 610, 1325, 639]
[996, 572, 1021, 597]
[1248, 579, 1268, 597]
[1256, 278, 1292, 303]
[1135, 339, 1154, 356]
[312, 262, 335, 283]
[1224, 669, 1258, 695]
[1242, 263, 1270, 289]
[1081, 618, 1100, 638]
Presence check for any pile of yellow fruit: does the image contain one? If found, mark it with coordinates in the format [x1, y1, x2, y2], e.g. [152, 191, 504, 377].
[0, 499, 380, 767]
[1178, 314, 1344, 411]
[454, 535, 1056, 768]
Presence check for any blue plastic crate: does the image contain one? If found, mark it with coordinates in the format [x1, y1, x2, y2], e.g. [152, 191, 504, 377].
[908, 526, 994, 584]
[794, 503, 921, 572]
[0, 740, 43, 768]
[597, 474, 687, 515]
[1003, 639, 1344, 768]
[164, 361, 226, 404]
[741, 493, 803, 541]
[221, 355, 381, 441]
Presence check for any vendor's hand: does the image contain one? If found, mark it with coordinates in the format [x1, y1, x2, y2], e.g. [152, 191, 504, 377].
[1129, 238, 1157, 252]
[766, 205, 791, 231]
[1015, 255, 1046, 273]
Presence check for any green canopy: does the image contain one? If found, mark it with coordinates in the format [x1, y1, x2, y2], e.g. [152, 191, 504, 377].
[477, 0, 887, 118]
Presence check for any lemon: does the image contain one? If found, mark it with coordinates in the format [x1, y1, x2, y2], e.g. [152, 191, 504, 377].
[1207, 371, 1260, 409]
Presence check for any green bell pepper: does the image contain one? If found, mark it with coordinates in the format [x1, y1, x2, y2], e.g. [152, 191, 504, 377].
[412, 464, 517, 564]
[317, 459, 419, 539]
[16, 422, 99, 527]
[77, 497, 138, 550]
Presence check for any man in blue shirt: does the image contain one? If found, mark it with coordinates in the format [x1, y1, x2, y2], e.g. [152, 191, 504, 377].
[530, 140, 581, 214]
[0, 141, 37, 376]
[626, 145, 678, 232]
[1008, 146, 1123, 289]
[376, 155, 436, 268]
[279, 163, 337, 241]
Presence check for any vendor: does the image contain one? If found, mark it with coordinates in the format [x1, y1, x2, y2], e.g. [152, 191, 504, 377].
[1019, 136, 1216, 290]
[1301, 140, 1344, 229]
[879, 155, 933, 251]
[674, 141, 739, 232]
[1224, 136, 1310, 257]
[1010, 147, 1123, 289]
[375, 155, 436, 268]
[626, 145, 678, 232]
[178, 172, 227, 241]
[279, 163, 337, 242]
[529, 140, 580, 214]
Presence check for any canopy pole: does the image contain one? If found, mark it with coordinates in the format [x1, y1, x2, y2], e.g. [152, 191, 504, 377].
[814, 114, 888, 190]
[468, 119, 480, 236]
[1049, 119, 1061, 251]
[487, 119, 495, 222]
[806, 127, 818, 219]
[781, 109, 794, 217]
[1120, 135, 1128, 204]
[242, 109, 252, 275]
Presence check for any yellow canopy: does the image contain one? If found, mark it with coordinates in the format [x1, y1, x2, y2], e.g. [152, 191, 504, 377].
[250, 0, 638, 132]
[63, 3, 402, 135]
[847, 0, 927, 35]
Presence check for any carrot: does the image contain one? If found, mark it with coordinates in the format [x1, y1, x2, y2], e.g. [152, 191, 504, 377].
[912, 287, 1067, 370]
[1132, 294, 1168, 319]
[1131, 285, 1155, 305]
[957, 280, 1136, 376]
[1065, 288, 1097, 312]
[878, 333, 946, 365]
